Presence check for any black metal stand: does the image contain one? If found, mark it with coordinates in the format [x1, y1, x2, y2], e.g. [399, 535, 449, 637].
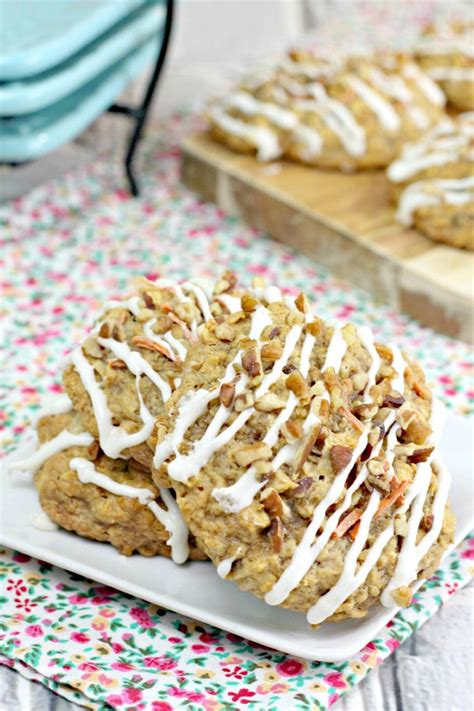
[108, 0, 174, 196]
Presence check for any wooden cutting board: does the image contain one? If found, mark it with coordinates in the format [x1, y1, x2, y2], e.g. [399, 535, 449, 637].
[181, 132, 473, 343]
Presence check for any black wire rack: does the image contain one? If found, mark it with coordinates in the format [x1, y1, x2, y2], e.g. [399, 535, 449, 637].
[108, 0, 174, 196]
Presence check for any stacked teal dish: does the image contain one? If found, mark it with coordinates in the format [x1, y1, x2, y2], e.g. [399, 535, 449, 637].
[0, 0, 166, 161]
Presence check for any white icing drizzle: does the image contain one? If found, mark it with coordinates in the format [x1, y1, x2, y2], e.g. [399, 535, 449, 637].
[142, 318, 187, 361]
[396, 176, 474, 226]
[306, 84, 366, 157]
[10, 429, 94, 474]
[253, 285, 283, 303]
[98, 337, 171, 402]
[346, 75, 400, 132]
[292, 124, 323, 159]
[32, 510, 59, 532]
[151, 278, 191, 303]
[217, 550, 241, 579]
[181, 281, 214, 322]
[265, 338, 407, 611]
[105, 296, 142, 317]
[407, 106, 429, 129]
[71, 348, 155, 459]
[154, 305, 272, 478]
[403, 63, 446, 107]
[213, 322, 346, 514]
[224, 91, 298, 130]
[32, 393, 72, 426]
[368, 68, 413, 102]
[70, 457, 190, 564]
[357, 326, 381, 402]
[427, 66, 474, 82]
[210, 107, 281, 161]
[70, 457, 155, 504]
[381, 398, 448, 606]
[147, 491, 190, 564]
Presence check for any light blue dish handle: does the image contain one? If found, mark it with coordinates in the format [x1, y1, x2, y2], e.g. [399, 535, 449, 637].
[0, 36, 161, 162]
[0, 0, 146, 80]
[0, 3, 165, 115]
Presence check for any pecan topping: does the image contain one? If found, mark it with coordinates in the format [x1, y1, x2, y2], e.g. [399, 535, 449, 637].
[129, 458, 149, 473]
[295, 292, 310, 313]
[261, 342, 283, 361]
[261, 488, 283, 518]
[268, 517, 284, 553]
[219, 382, 235, 408]
[391, 585, 412, 608]
[306, 319, 323, 337]
[282, 363, 296, 374]
[407, 447, 434, 464]
[87, 441, 100, 460]
[108, 358, 127, 369]
[285, 371, 309, 399]
[255, 393, 286, 412]
[421, 514, 434, 531]
[233, 442, 272, 467]
[295, 424, 320, 473]
[338, 406, 365, 432]
[269, 327, 281, 339]
[382, 391, 405, 408]
[294, 476, 314, 497]
[99, 321, 111, 338]
[131, 336, 176, 361]
[215, 323, 235, 342]
[241, 292, 259, 313]
[142, 291, 155, 309]
[282, 419, 303, 442]
[330, 445, 353, 474]
[214, 271, 237, 294]
[242, 349, 261, 377]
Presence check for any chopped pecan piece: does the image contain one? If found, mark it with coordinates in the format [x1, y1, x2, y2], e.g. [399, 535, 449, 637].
[261, 342, 283, 361]
[407, 447, 434, 464]
[295, 292, 310, 313]
[241, 293, 259, 313]
[214, 270, 238, 294]
[268, 517, 284, 553]
[242, 349, 261, 377]
[338, 407, 365, 432]
[87, 441, 100, 460]
[233, 442, 272, 467]
[261, 488, 284, 518]
[295, 424, 320, 473]
[382, 391, 405, 408]
[255, 393, 286, 412]
[421, 514, 434, 531]
[99, 321, 111, 338]
[108, 358, 127, 369]
[306, 319, 323, 337]
[282, 363, 296, 374]
[282, 419, 303, 442]
[330, 445, 353, 474]
[293, 476, 314, 497]
[353, 403, 378, 420]
[269, 327, 281, 339]
[215, 323, 235, 342]
[142, 291, 155, 309]
[219, 382, 235, 408]
[285, 371, 309, 399]
[131, 336, 176, 361]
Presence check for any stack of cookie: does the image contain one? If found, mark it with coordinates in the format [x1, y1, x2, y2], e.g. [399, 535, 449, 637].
[14, 274, 455, 625]
[387, 112, 474, 250]
[415, 21, 474, 112]
[208, 50, 447, 171]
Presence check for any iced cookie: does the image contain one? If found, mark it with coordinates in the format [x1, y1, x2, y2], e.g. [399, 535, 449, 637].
[388, 113, 474, 250]
[32, 411, 206, 561]
[150, 289, 455, 622]
[415, 22, 474, 111]
[209, 51, 446, 170]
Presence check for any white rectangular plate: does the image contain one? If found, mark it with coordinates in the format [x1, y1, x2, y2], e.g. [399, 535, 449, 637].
[1, 413, 472, 662]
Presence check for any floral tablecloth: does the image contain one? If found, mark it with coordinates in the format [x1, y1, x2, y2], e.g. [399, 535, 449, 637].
[1, 114, 473, 709]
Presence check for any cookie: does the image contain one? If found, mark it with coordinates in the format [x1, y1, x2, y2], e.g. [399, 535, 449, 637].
[150, 289, 455, 623]
[33, 412, 206, 561]
[63, 273, 241, 474]
[209, 51, 446, 171]
[415, 22, 474, 111]
[388, 113, 474, 250]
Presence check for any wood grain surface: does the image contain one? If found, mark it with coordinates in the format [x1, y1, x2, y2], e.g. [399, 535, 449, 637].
[181, 133, 473, 344]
